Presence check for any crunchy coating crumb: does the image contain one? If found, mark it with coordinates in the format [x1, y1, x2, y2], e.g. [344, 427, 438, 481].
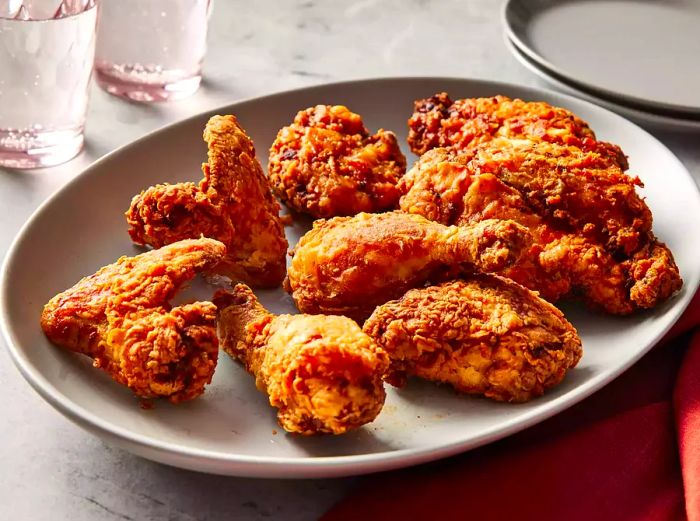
[268, 105, 407, 218]
[214, 284, 389, 435]
[40, 238, 225, 403]
[398, 144, 682, 314]
[126, 115, 288, 288]
[407, 92, 628, 169]
[364, 276, 583, 402]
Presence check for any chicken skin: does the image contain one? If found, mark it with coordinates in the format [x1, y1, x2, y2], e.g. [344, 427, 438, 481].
[407, 92, 627, 169]
[268, 105, 407, 218]
[399, 146, 682, 314]
[126, 115, 288, 288]
[40, 238, 225, 403]
[214, 284, 389, 435]
[364, 277, 583, 402]
[285, 211, 530, 322]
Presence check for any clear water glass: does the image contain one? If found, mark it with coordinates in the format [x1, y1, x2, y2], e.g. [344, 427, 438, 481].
[0, 0, 98, 169]
[95, 0, 211, 102]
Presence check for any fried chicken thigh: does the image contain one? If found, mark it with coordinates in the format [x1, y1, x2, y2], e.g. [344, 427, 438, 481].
[41, 238, 225, 403]
[399, 146, 682, 313]
[285, 211, 530, 322]
[364, 276, 582, 402]
[126, 115, 288, 288]
[214, 284, 389, 435]
[407, 93, 627, 169]
[268, 105, 407, 218]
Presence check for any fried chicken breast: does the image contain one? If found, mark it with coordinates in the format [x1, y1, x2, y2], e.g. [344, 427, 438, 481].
[126, 115, 288, 288]
[399, 145, 682, 313]
[268, 105, 407, 218]
[285, 211, 531, 322]
[214, 284, 389, 435]
[364, 276, 582, 402]
[40, 238, 225, 403]
[469, 137, 649, 255]
[407, 92, 627, 169]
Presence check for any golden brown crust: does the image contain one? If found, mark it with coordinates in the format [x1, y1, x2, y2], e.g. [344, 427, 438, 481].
[399, 145, 682, 314]
[285, 211, 531, 322]
[627, 240, 683, 310]
[363, 276, 583, 402]
[468, 137, 649, 255]
[126, 115, 288, 288]
[214, 284, 389, 435]
[40, 238, 225, 403]
[407, 93, 627, 170]
[268, 105, 407, 218]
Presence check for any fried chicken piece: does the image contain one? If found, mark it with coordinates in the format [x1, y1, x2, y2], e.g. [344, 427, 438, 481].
[268, 105, 407, 218]
[40, 238, 225, 403]
[285, 211, 530, 322]
[214, 284, 389, 435]
[126, 115, 288, 288]
[469, 137, 649, 255]
[399, 147, 682, 313]
[407, 93, 628, 169]
[363, 276, 583, 402]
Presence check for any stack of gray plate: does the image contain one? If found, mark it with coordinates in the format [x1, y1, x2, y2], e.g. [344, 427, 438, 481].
[503, 0, 700, 132]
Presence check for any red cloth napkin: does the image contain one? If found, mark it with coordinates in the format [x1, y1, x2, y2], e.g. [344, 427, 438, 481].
[323, 290, 700, 521]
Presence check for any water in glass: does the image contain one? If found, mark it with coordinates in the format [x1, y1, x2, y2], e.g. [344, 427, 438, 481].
[95, 0, 210, 102]
[0, 0, 98, 169]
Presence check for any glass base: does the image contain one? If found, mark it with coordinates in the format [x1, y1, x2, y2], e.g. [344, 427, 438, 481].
[95, 67, 202, 102]
[0, 128, 84, 169]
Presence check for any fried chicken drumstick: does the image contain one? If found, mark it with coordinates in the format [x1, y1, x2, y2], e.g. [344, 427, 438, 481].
[364, 276, 583, 402]
[214, 284, 389, 435]
[126, 115, 288, 288]
[268, 105, 407, 218]
[286, 211, 531, 322]
[399, 144, 681, 314]
[41, 238, 225, 403]
[407, 92, 627, 168]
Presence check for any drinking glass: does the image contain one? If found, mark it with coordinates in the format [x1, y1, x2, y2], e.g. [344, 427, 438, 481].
[95, 0, 211, 102]
[0, 0, 98, 169]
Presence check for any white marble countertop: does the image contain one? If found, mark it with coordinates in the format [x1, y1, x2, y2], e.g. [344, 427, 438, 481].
[1, 1, 699, 519]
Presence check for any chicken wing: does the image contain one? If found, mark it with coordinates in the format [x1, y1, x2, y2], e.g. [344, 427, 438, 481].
[214, 284, 389, 435]
[126, 115, 288, 288]
[40, 238, 225, 403]
[407, 92, 627, 169]
[285, 211, 530, 321]
[363, 276, 582, 402]
[268, 105, 407, 218]
[399, 146, 681, 313]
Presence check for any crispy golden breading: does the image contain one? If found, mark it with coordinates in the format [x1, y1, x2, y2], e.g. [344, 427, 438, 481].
[40, 239, 225, 403]
[126, 115, 288, 288]
[364, 277, 582, 402]
[407, 93, 628, 169]
[285, 211, 530, 322]
[468, 137, 649, 255]
[268, 105, 407, 218]
[214, 284, 389, 435]
[399, 146, 682, 313]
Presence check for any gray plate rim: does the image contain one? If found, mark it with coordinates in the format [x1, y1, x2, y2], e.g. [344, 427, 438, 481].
[503, 0, 700, 117]
[505, 35, 700, 132]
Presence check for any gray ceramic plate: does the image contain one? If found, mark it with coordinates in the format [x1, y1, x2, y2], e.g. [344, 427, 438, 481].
[505, 36, 700, 132]
[2, 78, 699, 478]
[504, 0, 700, 116]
